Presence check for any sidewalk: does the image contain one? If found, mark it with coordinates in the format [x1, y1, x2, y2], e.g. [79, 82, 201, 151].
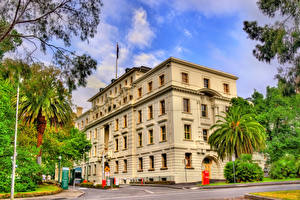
[131, 180, 300, 190]
[5, 189, 84, 200]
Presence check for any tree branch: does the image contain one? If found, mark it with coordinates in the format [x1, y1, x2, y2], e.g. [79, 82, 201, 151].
[0, 0, 21, 43]
[16, 0, 71, 24]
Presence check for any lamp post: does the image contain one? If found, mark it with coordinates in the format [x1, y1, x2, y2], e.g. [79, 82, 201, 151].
[58, 156, 62, 184]
[10, 75, 21, 200]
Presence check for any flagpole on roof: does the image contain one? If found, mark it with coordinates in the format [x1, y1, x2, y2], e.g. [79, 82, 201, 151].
[116, 42, 119, 79]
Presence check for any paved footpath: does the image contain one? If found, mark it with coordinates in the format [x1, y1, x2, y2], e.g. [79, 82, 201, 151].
[71, 184, 300, 200]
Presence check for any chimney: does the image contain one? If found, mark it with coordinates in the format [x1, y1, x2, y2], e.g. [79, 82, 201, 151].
[76, 106, 83, 117]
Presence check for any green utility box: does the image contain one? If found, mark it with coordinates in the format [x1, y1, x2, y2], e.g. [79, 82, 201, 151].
[61, 167, 69, 190]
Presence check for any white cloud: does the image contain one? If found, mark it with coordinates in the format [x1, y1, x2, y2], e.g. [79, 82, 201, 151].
[133, 50, 166, 67]
[184, 29, 192, 37]
[86, 75, 107, 89]
[127, 8, 155, 48]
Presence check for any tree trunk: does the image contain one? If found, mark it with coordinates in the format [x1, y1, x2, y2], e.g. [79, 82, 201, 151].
[36, 111, 46, 165]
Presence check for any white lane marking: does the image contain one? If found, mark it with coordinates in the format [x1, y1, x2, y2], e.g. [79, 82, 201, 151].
[144, 189, 154, 194]
[190, 187, 199, 190]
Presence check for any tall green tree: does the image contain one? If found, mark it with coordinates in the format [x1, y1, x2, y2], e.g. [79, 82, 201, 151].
[17, 63, 73, 164]
[0, 79, 41, 193]
[0, 0, 102, 90]
[243, 0, 300, 95]
[208, 106, 266, 160]
[250, 86, 300, 163]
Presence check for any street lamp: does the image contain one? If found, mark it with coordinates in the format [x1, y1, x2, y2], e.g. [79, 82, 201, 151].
[58, 156, 62, 184]
[10, 75, 21, 200]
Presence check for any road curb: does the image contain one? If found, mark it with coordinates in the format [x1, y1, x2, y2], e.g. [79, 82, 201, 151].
[192, 181, 300, 189]
[131, 180, 300, 190]
[130, 184, 183, 189]
[244, 193, 280, 200]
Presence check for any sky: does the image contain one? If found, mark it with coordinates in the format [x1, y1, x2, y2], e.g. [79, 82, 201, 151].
[71, 0, 278, 111]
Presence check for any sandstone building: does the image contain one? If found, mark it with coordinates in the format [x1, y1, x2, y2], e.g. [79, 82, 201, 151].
[75, 57, 239, 183]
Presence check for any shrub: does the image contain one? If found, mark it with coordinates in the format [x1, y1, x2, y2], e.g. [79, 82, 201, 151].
[80, 182, 94, 188]
[270, 155, 300, 179]
[224, 154, 263, 183]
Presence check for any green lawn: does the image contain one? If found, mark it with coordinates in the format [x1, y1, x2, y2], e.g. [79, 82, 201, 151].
[197, 177, 300, 186]
[0, 184, 62, 199]
[252, 190, 300, 200]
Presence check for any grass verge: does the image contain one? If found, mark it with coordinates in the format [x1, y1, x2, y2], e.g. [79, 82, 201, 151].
[197, 177, 300, 187]
[251, 190, 300, 200]
[0, 184, 62, 199]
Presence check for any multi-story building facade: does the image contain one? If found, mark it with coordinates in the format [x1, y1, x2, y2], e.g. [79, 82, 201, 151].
[75, 57, 239, 184]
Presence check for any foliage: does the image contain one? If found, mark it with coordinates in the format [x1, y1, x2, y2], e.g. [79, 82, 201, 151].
[0, 0, 101, 91]
[41, 127, 91, 175]
[250, 87, 300, 163]
[243, 0, 300, 95]
[0, 21, 22, 60]
[0, 79, 42, 193]
[224, 154, 263, 183]
[230, 97, 255, 115]
[208, 106, 266, 160]
[269, 155, 300, 179]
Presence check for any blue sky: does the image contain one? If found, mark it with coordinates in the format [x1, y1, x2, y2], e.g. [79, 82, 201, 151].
[72, 0, 278, 111]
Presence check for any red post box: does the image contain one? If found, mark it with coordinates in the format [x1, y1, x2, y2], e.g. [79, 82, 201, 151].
[102, 179, 106, 188]
[202, 170, 210, 185]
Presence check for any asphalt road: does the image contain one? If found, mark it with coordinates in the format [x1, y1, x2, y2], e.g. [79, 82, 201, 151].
[71, 184, 300, 200]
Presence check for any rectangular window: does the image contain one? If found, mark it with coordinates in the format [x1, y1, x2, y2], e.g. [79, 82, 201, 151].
[124, 115, 127, 128]
[94, 145, 97, 156]
[115, 119, 119, 131]
[159, 74, 165, 86]
[123, 159, 127, 172]
[115, 161, 119, 173]
[204, 78, 210, 88]
[149, 156, 154, 170]
[138, 157, 143, 171]
[184, 124, 191, 140]
[148, 81, 152, 92]
[89, 131, 92, 140]
[115, 138, 119, 151]
[138, 110, 142, 123]
[123, 97, 127, 104]
[123, 135, 127, 149]
[183, 98, 190, 113]
[88, 165, 91, 175]
[224, 83, 230, 94]
[203, 129, 208, 142]
[138, 87, 142, 98]
[148, 105, 153, 119]
[130, 76, 133, 84]
[160, 125, 166, 142]
[182, 72, 189, 84]
[201, 104, 207, 117]
[94, 128, 98, 139]
[125, 80, 127, 86]
[161, 154, 167, 168]
[160, 100, 166, 115]
[185, 153, 192, 168]
[94, 164, 97, 175]
[225, 106, 230, 112]
[148, 129, 153, 144]
[119, 84, 122, 90]
[138, 132, 142, 147]
[115, 87, 117, 94]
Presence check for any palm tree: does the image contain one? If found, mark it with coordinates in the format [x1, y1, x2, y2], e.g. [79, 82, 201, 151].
[18, 64, 73, 164]
[208, 106, 266, 160]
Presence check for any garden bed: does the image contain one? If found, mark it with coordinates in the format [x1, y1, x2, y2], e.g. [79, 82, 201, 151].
[79, 182, 119, 189]
[251, 190, 300, 200]
[197, 178, 300, 187]
[0, 184, 62, 199]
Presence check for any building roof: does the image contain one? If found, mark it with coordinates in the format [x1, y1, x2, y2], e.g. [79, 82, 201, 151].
[88, 66, 151, 102]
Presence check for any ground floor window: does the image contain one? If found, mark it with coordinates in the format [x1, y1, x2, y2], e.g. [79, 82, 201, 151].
[161, 154, 167, 169]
